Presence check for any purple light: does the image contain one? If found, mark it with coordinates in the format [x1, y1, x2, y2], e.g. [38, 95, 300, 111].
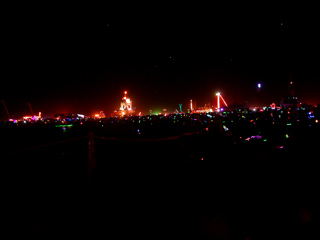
[250, 135, 262, 139]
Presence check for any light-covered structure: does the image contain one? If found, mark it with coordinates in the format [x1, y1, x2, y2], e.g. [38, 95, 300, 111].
[118, 91, 135, 116]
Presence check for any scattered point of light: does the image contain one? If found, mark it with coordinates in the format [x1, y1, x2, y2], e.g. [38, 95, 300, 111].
[286, 134, 289, 139]
[263, 139, 267, 142]
[201, 158, 204, 161]
[287, 123, 292, 126]
[258, 83, 261, 88]
[316, 120, 319, 123]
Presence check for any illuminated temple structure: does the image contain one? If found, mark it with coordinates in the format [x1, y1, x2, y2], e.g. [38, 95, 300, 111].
[118, 91, 135, 116]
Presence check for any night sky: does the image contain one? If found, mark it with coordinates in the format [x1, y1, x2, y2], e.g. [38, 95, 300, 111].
[2, 2, 319, 119]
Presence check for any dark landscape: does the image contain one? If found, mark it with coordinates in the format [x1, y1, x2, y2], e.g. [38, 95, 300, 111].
[2, 109, 319, 239]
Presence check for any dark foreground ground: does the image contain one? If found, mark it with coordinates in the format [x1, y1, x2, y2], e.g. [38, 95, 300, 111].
[2, 122, 319, 239]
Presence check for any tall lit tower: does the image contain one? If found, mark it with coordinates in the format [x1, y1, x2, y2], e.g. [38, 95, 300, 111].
[190, 99, 193, 111]
[215, 92, 228, 109]
[289, 81, 295, 97]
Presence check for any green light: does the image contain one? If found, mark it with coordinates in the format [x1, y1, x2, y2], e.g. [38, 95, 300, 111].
[263, 139, 267, 142]
[55, 124, 73, 128]
[287, 123, 292, 126]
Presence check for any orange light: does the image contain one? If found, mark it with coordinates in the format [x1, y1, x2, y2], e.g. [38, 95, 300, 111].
[316, 119, 319, 123]
[124, 91, 127, 95]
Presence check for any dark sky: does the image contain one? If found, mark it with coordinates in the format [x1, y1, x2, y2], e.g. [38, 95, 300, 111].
[2, 2, 319, 119]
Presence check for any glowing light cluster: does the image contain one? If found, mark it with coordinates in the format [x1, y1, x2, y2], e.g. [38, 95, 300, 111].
[23, 112, 42, 121]
[119, 91, 134, 115]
